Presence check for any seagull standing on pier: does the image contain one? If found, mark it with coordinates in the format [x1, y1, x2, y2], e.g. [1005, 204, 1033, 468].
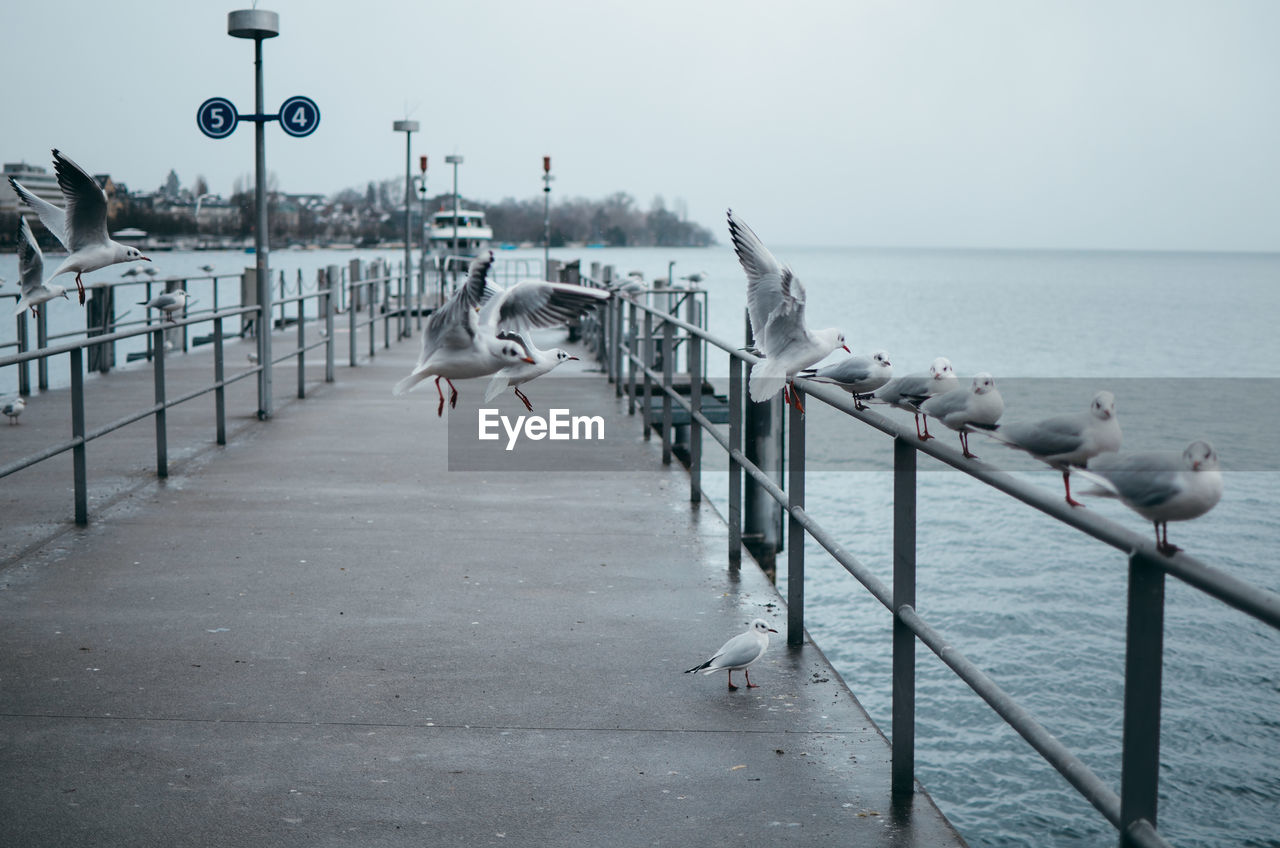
[986, 391, 1122, 506]
[728, 209, 848, 413]
[3, 396, 25, 424]
[919, 372, 1005, 459]
[13, 216, 69, 318]
[874, 357, 958, 440]
[8, 149, 151, 305]
[685, 618, 778, 691]
[138, 290, 190, 323]
[799, 350, 893, 409]
[394, 252, 536, 415]
[1074, 440, 1223, 555]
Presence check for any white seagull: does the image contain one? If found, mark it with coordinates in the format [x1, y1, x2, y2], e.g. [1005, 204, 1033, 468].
[799, 350, 893, 410]
[3, 396, 26, 425]
[393, 252, 537, 415]
[1076, 440, 1223, 555]
[874, 357, 959, 440]
[684, 618, 778, 691]
[484, 335, 579, 411]
[8, 149, 151, 305]
[138, 290, 190, 323]
[728, 209, 848, 413]
[919, 372, 1005, 459]
[13, 216, 69, 318]
[987, 390, 1122, 506]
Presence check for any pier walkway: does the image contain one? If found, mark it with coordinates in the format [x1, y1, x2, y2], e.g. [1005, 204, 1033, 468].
[0, 332, 964, 846]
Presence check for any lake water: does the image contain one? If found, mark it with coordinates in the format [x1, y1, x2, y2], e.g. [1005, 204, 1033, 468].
[3, 242, 1277, 846]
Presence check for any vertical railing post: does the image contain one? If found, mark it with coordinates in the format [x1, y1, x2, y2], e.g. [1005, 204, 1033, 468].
[296, 292, 306, 399]
[661, 311, 673, 465]
[641, 301, 654, 439]
[36, 308, 48, 391]
[16, 312, 31, 396]
[70, 348, 87, 526]
[728, 354, 743, 572]
[153, 328, 168, 479]
[892, 436, 917, 796]
[688, 321, 702, 504]
[213, 317, 226, 446]
[627, 298, 639, 414]
[1119, 552, 1166, 846]
[325, 269, 335, 383]
[348, 268, 358, 367]
[369, 280, 378, 359]
[742, 310, 783, 578]
[613, 295, 625, 398]
[787, 386, 805, 646]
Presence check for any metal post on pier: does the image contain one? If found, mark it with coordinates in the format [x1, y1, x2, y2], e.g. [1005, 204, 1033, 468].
[394, 119, 418, 341]
[728, 354, 743, 571]
[641, 303, 654, 440]
[296, 294, 306, 399]
[661, 306, 674, 466]
[626, 298, 639, 413]
[1119, 552, 1166, 845]
[36, 309, 49, 390]
[324, 267, 336, 383]
[688, 308, 702, 505]
[213, 318, 226, 446]
[787, 386, 805, 646]
[70, 348, 87, 526]
[15, 313, 31, 396]
[892, 436, 917, 797]
[742, 310, 783, 577]
[153, 328, 168, 479]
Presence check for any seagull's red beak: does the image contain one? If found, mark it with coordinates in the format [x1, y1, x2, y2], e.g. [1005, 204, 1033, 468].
[522, 356, 535, 364]
[141, 256, 152, 262]
[842, 344, 851, 353]
[768, 627, 778, 633]
[568, 356, 579, 361]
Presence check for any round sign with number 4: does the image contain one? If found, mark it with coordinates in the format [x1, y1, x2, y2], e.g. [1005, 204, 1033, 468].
[197, 97, 239, 139]
[279, 96, 320, 138]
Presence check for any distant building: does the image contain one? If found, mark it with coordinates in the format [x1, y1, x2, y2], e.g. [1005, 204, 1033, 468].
[1, 162, 61, 220]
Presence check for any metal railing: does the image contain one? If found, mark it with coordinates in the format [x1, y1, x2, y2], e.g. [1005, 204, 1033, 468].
[593, 283, 1280, 848]
[0, 284, 339, 526]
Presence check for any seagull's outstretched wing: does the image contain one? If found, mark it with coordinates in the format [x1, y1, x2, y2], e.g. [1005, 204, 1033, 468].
[52, 149, 110, 252]
[727, 209, 808, 357]
[480, 279, 609, 333]
[9, 178, 67, 247]
[17, 217, 44, 299]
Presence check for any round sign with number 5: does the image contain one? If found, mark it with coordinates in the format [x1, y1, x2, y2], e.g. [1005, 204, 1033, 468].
[197, 97, 239, 139]
[278, 96, 320, 138]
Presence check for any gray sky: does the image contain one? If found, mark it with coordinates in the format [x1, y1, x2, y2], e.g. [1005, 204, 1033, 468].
[6, 0, 1279, 250]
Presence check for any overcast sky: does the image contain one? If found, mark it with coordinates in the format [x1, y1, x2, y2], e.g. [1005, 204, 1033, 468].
[6, 1, 1279, 250]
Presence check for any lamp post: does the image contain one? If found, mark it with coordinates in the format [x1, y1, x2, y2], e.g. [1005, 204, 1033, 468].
[393, 120, 418, 340]
[444, 154, 463, 264]
[228, 8, 279, 420]
[542, 155, 553, 279]
[414, 155, 428, 319]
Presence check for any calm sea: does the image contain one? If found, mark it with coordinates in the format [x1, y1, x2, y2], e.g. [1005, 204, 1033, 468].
[3, 243, 1277, 846]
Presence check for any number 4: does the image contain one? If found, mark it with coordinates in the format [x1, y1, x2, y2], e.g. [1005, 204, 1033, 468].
[290, 105, 309, 128]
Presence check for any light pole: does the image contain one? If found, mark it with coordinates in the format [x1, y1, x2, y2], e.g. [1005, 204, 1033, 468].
[413, 155, 428, 319]
[542, 155, 553, 279]
[445, 154, 463, 263]
[228, 8, 278, 420]
[393, 120, 418, 339]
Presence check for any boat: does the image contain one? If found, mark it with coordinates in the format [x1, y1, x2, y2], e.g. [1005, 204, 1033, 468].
[425, 207, 493, 255]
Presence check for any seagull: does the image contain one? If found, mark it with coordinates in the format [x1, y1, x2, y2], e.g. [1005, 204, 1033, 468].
[679, 270, 708, 284]
[684, 618, 778, 691]
[13, 216, 70, 318]
[8, 149, 151, 305]
[728, 209, 848, 413]
[873, 357, 958, 440]
[393, 252, 538, 415]
[484, 335, 579, 411]
[3, 396, 26, 425]
[919, 372, 1004, 458]
[141, 265, 158, 277]
[121, 267, 142, 278]
[1075, 440, 1223, 555]
[200, 264, 215, 273]
[987, 391, 1122, 506]
[799, 350, 893, 410]
[138, 290, 189, 323]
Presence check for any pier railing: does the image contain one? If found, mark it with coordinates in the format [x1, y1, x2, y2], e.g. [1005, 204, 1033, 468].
[590, 280, 1280, 848]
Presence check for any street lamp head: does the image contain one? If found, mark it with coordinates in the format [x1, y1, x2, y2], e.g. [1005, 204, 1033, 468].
[393, 120, 419, 133]
[228, 9, 279, 39]
[445, 155, 464, 165]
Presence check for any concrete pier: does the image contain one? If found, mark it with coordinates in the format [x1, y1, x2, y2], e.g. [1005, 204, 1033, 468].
[0, 332, 965, 846]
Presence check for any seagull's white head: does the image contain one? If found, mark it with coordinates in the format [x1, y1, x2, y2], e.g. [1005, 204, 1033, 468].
[872, 350, 891, 368]
[1090, 390, 1116, 421]
[750, 618, 779, 635]
[116, 244, 150, 264]
[1184, 440, 1218, 472]
[929, 357, 954, 379]
[552, 349, 579, 364]
[52, 285, 70, 300]
[971, 372, 996, 394]
[818, 328, 850, 354]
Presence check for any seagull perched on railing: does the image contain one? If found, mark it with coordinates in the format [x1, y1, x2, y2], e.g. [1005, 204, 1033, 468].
[919, 372, 1005, 459]
[986, 391, 1122, 506]
[873, 356, 958, 440]
[8, 149, 150, 305]
[728, 209, 848, 413]
[1074, 440, 1223, 555]
[685, 618, 778, 691]
[799, 350, 893, 410]
[13, 216, 69, 318]
[138, 290, 190, 323]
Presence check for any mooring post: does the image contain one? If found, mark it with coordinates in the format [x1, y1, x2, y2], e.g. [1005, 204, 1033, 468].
[892, 436, 917, 797]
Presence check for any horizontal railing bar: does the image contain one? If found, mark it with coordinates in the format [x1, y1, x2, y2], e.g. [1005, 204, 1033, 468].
[1127, 818, 1175, 848]
[897, 604, 1123, 828]
[0, 437, 81, 479]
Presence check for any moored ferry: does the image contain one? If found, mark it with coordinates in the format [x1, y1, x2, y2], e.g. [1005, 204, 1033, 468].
[425, 208, 493, 255]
